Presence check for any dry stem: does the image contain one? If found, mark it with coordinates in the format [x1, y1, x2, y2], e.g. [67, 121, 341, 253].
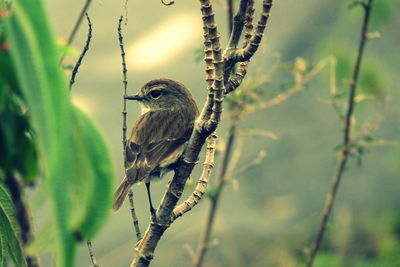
[86, 241, 100, 267]
[69, 13, 92, 88]
[117, 15, 142, 241]
[59, 0, 93, 64]
[306, 1, 375, 266]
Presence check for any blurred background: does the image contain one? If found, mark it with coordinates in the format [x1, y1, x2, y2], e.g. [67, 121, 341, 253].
[33, 0, 400, 266]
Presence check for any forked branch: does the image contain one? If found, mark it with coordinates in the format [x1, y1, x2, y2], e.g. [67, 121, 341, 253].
[130, 1, 273, 265]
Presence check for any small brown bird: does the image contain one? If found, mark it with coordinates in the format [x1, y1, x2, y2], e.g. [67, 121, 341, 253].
[112, 78, 199, 213]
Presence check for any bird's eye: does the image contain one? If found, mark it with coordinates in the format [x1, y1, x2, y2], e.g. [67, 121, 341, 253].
[149, 90, 162, 99]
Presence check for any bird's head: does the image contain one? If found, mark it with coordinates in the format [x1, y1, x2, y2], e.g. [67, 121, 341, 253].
[125, 78, 198, 116]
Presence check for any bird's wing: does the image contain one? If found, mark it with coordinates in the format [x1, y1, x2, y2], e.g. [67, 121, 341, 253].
[124, 110, 194, 184]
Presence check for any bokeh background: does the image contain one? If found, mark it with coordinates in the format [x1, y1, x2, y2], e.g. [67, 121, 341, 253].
[33, 0, 400, 266]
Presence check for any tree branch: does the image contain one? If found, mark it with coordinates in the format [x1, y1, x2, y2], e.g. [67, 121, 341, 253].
[172, 133, 217, 220]
[306, 1, 375, 266]
[224, 0, 254, 94]
[86, 241, 100, 267]
[118, 15, 142, 241]
[59, 0, 93, 64]
[225, 0, 272, 64]
[192, 120, 238, 267]
[69, 13, 92, 89]
[129, 1, 274, 265]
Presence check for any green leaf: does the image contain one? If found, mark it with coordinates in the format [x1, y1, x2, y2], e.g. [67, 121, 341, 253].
[0, 223, 7, 267]
[5, 0, 75, 264]
[3, 0, 113, 266]
[71, 107, 113, 239]
[0, 182, 27, 267]
[4, 0, 114, 266]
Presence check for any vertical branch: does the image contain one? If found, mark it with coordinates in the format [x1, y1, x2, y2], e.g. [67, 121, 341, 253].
[192, 119, 238, 267]
[69, 13, 92, 89]
[59, 0, 93, 64]
[224, 0, 254, 94]
[227, 0, 234, 34]
[307, 1, 375, 266]
[201, 0, 225, 133]
[118, 15, 142, 241]
[5, 173, 40, 267]
[118, 16, 128, 151]
[129, 191, 142, 241]
[198, 26, 214, 123]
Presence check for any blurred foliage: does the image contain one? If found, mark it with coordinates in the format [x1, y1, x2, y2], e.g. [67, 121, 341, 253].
[0, 0, 114, 266]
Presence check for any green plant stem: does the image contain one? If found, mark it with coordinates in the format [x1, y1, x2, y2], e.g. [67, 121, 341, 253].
[307, 1, 374, 266]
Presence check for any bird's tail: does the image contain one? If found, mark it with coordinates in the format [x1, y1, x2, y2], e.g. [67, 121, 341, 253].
[112, 177, 132, 212]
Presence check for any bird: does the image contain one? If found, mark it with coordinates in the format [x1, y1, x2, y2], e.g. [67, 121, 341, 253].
[112, 78, 199, 215]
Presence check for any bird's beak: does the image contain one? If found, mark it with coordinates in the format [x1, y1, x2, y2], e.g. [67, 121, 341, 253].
[124, 94, 143, 101]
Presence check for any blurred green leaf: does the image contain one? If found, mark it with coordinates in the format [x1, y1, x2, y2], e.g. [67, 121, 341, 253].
[333, 49, 352, 89]
[193, 46, 203, 63]
[348, 0, 364, 10]
[359, 62, 388, 100]
[70, 107, 113, 239]
[370, 0, 395, 27]
[5, 0, 76, 264]
[314, 252, 343, 267]
[4, 0, 114, 266]
[56, 39, 79, 59]
[279, 80, 296, 92]
[0, 93, 38, 183]
[0, 182, 27, 267]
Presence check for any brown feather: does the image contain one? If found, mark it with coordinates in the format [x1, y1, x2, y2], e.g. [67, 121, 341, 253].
[113, 109, 195, 211]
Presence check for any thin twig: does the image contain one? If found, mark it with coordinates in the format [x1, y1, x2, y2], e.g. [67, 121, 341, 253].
[69, 13, 92, 88]
[59, 0, 93, 64]
[254, 58, 330, 112]
[236, 149, 267, 176]
[118, 15, 142, 241]
[307, 1, 375, 266]
[129, 191, 142, 241]
[118, 16, 128, 151]
[87, 241, 100, 267]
